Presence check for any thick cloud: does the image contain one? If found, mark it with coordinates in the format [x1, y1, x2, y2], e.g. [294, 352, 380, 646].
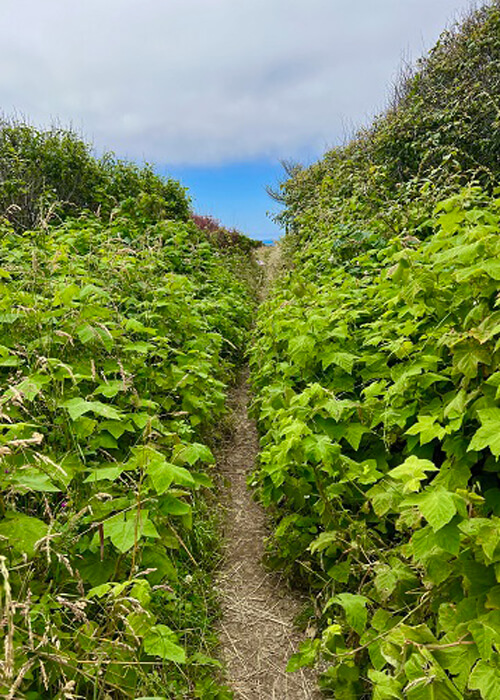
[0, 0, 474, 164]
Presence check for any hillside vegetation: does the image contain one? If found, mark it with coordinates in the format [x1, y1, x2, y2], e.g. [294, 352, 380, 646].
[251, 3, 500, 698]
[0, 123, 257, 698]
[3, 3, 500, 698]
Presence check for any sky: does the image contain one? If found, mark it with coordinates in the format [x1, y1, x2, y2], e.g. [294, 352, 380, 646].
[0, 0, 477, 239]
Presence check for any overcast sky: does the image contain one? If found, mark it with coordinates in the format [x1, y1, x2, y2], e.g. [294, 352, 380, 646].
[0, 0, 478, 236]
[1, 0, 476, 165]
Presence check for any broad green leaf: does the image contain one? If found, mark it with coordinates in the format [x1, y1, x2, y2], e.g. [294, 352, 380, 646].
[469, 612, 500, 661]
[4, 374, 49, 402]
[469, 660, 500, 699]
[0, 312, 19, 323]
[329, 593, 369, 634]
[344, 423, 370, 450]
[87, 583, 114, 598]
[303, 433, 337, 462]
[61, 397, 122, 421]
[83, 400, 123, 420]
[176, 442, 215, 465]
[405, 678, 463, 700]
[434, 523, 461, 556]
[10, 468, 61, 493]
[310, 531, 338, 554]
[143, 625, 186, 663]
[399, 624, 438, 645]
[147, 459, 195, 492]
[368, 670, 403, 699]
[159, 494, 191, 516]
[352, 459, 384, 485]
[73, 416, 97, 438]
[76, 323, 99, 344]
[388, 456, 438, 493]
[0, 512, 49, 558]
[469, 410, 500, 457]
[289, 334, 315, 363]
[286, 638, 321, 671]
[123, 341, 155, 354]
[147, 460, 174, 494]
[452, 341, 489, 379]
[77, 323, 113, 350]
[127, 611, 155, 637]
[104, 510, 159, 552]
[475, 522, 500, 561]
[93, 380, 124, 398]
[166, 464, 195, 487]
[190, 652, 222, 667]
[327, 561, 350, 583]
[371, 609, 394, 632]
[403, 486, 457, 531]
[322, 349, 358, 373]
[124, 317, 156, 334]
[192, 472, 214, 488]
[99, 419, 133, 439]
[374, 565, 398, 600]
[406, 416, 446, 445]
[104, 515, 136, 553]
[481, 260, 500, 280]
[84, 466, 124, 483]
[131, 412, 154, 429]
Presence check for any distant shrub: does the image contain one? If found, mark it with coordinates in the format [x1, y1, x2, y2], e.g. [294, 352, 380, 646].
[191, 213, 222, 233]
[191, 213, 260, 253]
[0, 118, 190, 230]
[277, 1, 500, 249]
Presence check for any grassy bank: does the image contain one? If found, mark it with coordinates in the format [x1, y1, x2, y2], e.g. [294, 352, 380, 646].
[0, 123, 257, 699]
[250, 3, 500, 698]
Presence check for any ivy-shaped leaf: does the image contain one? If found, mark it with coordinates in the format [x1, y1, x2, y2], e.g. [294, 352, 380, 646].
[143, 625, 186, 663]
[469, 660, 500, 699]
[469, 409, 500, 457]
[329, 593, 369, 635]
[402, 486, 457, 531]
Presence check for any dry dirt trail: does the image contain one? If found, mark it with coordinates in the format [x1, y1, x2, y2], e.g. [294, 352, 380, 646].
[216, 246, 321, 699]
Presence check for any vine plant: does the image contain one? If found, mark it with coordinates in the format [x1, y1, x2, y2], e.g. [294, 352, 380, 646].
[251, 188, 500, 698]
[0, 210, 254, 698]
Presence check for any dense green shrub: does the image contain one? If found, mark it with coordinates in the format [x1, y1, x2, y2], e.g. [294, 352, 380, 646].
[0, 200, 255, 696]
[0, 119, 190, 230]
[191, 214, 261, 255]
[252, 189, 500, 698]
[274, 1, 500, 253]
[252, 3, 500, 698]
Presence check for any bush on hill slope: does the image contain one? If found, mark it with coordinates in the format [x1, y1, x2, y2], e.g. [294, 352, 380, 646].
[275, 1, 500, 254]
[0, 119, 190, 230]
[252, 3, 500, 698]
[0, 127, 256, 698]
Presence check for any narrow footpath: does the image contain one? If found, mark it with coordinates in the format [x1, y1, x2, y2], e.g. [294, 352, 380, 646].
[217, 247, 320, 699]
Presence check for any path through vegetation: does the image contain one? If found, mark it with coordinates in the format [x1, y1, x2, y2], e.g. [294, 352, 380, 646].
[217, 247, 320, 699]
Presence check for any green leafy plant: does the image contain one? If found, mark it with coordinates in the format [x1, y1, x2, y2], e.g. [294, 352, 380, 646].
[252, 186, 500, 698]
[250, 5, 500, 697]
[0, 174, 255, 697]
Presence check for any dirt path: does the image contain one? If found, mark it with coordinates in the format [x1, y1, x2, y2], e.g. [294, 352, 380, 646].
[217, 377, 319, 699]
[254, 243, 285, 300]
[217, 267, 321, 700]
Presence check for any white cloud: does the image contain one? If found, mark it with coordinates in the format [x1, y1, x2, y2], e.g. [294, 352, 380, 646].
[0, 0, 475, 164]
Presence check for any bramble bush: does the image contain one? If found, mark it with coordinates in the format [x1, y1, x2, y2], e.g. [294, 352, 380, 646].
[251, 3, 500, 698]
[251, 188, 500, 698]
[0, 154, 256, 696]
